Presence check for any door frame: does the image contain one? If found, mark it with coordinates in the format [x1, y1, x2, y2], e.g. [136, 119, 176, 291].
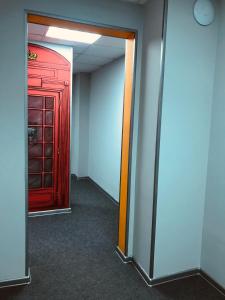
[26, 13, 137, 257]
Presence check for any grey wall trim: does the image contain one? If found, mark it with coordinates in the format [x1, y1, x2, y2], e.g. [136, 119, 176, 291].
[150, 270, 224, 297]
[88, 177, 119, 206]
[115, 246, 133, 263]
[149, 269, 200, 287]
[73, 174, 119, 206]
[149, 0, 169, 278]
[24, 12, 29, 278]
[132, 260, 153, 285]
[200, 270, 225, 297]
[115, 251, 203, 288]
[72, 174, 89, 181]
[115, 250, 225, 296]
[0, 269, 31, 289]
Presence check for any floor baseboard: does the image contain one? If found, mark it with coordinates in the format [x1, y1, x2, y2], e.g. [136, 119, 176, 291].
[72, 174, 119, 206]
[29, 208, 71, 217]
[115, 252, 225, 295]
[115, 246, 133, 264]
[149, 268, 200, 287]
[0, 269, 31, 289]
[87, 177, 119, 206]
[74, 175, 89, 181]
[132, 259, 152, 285]
[200, 270, 225, 297]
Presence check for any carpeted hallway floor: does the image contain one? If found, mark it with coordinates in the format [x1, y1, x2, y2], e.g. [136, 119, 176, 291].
[0, 176, 224, 299]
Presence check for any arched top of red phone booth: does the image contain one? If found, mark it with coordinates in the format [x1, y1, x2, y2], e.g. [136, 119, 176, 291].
[28, 43, 71, 68]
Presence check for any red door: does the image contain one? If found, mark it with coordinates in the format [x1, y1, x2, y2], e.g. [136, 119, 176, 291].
[28, 44, 71, 212]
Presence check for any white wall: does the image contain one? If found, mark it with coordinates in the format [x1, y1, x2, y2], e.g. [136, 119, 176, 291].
[71, 73, 90, 177]
[88, 57, 125, 202]
[72, 58, 125, 201]
[0, 0, 143, 282]
[201, 0, 225, 288]
[153, 0, 219, 278]
[71, 75, 80, 175]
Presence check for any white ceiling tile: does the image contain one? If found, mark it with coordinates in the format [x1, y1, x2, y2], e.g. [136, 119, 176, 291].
[42, 36, 72, 46]
[95, 36, 125, 49]
[73, 45, 88, 54]
[28, 23, 47, 36]
[76, 54, 112, 65]
[28, 34, 43, 42]
[74, 62, 99, 73]
[70, 41, 90, 48]
[83, 45, 125, 58]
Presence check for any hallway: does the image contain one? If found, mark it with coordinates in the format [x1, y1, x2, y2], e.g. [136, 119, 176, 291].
[0, 177, 224, 299]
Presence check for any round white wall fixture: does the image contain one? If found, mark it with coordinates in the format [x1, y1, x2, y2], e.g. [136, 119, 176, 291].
[194, 0, 215, 26]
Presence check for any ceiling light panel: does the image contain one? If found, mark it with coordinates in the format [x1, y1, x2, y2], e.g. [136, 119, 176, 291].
[46, 27, 101, 44]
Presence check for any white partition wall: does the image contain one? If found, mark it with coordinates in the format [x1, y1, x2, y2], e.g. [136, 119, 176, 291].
[153, 0, 219, 278]
[71, 58, 125, 202]
[71, 73, 90, 177]
[201, 0, 225, 289]
[138, 0, 225, 288]
[88, 58, 125, 202]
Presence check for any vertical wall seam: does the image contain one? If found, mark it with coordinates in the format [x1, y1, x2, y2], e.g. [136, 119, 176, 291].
[149, 0, 169, 279]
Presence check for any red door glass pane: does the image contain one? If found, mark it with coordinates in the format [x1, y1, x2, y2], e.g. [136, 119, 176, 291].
[45, 111, 53, 125]
[45, 97, 54, 109]
[28, 144, 42, 157]
[45, 144, 53, 157]
[29, 159, 43, 173]
[44, 127, 53, 142]
[44, 174, 53, 188]
[28, 96, 43, 109]
[44, 159, 53, 172]
[29, 174, 42, 188]
[28, 110, 43, 125]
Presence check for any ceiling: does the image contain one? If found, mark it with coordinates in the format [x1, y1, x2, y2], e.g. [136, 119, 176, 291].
[28, 23, 125, 74]
[121, 0, 148, 3]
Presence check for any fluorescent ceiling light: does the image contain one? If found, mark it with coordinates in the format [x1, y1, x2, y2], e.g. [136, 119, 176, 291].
[46, 27, 101, 44]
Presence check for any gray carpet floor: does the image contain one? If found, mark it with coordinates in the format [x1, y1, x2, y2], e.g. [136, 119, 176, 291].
[0, 176, 224, 299]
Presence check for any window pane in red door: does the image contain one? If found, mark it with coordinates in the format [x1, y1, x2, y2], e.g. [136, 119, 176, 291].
[36, 127, 43, 142]
[28, 144, 42, 157]
[44, 159, 53, 172]
[45, 144, 53, 157]
[45, 97, 54, 109]
[29, 159, 43, 173]
[28, 96, 43, 109]
[29, 174, 42, 188]
[44, 127, 53, 142]
[44, 174, 53, 188]
[45, 111, 53, 125]
[28, 110, 43, 125]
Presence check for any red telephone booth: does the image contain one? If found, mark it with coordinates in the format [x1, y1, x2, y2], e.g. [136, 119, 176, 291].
[27, 43, 71, 212]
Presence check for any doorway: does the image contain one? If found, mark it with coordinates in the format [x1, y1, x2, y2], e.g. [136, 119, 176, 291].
[27, 13, 136, 256]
